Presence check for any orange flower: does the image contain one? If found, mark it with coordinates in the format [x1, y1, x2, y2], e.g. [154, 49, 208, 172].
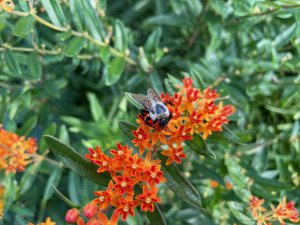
[110, 143, 133, 165]
[142, 164, 166, 189]
[160, 92, 169, 104]
[85, 146, 103, 162]
[271, 204, 288, 224]
[143, 151, 161, 169]
[111, 195, 140, 221]
[161, 144, 187, 165]
[97, 211, 119, 225]
[93, 180, 114, 209]
[28, 217, 56, 225]
[93, 154, 113, 174]
[0, 186, 3, 219]
[225, 182, 232, 190]
[248, 196, 267, 213]
[124, 153, 144, 178]
[0, 0, 14, 12]
[135, 184, 161, 212]
[170, 92, 182, 107]
[112, 174, 137, 196]
[210, 180, 219, 188]
[132, 128, 153, 155]
[167, 125, 192, 146]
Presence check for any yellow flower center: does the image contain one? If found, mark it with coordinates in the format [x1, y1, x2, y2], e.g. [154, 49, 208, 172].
[93, 153, 97, 158]
[121, 181, 127, 187]
[181, 131, 186, 136]
[175, 99, 179, 102]
[138, 134, 143, 139]
[118, 150, 124, 156]
[193, 116, 197, 120]
[191, 93, 194, 98]
[175, 152, 180, 157]
[123, 205, 129, 212]
[151, 172, 156, 179]
[99, 196, 105, 202]
[102, 161, 107, 166]
[132, 164, 137, 169]
[173, 113, 176, 117]
[146, 197, 152, 204]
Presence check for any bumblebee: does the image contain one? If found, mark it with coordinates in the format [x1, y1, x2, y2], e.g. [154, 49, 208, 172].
[132, 89, 172, 129]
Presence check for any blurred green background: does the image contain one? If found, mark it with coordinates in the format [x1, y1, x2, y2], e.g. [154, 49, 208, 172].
[0, 0, 300, 224]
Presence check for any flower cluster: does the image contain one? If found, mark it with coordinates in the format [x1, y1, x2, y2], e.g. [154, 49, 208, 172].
[0, 125, 38, 174]
[82, 145, 163, 224]
[28, 217, 55, 225]
[134, 76, 235, 165]
[0, 185, 4, 220]
[248, 196, 299, 225]
[65, 76, 235, 224]
[0, 0, 14, 12]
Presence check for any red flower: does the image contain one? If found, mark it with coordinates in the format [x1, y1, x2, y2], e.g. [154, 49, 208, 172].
[167, 125, 192, 146]
[85, 146, 102, 162]
[92, 180, 114, 210]
[112, 174, 137, 196]
[142, 164, 166, 189]
[170, 92, 182, 107]
[111, 195, 140, 221]
[132, 128, 153, 155]
[135, 184, 161, 212]
[124, 154, 144, 179]
[110, 143, 133, 165]
[161, 144, 187, 165]
[160, 92, 169, 104]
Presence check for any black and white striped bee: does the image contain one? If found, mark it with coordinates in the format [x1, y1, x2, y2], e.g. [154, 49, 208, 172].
[132, 89, 172, 129]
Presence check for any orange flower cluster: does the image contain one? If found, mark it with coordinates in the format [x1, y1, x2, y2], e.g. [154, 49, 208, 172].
[0, 125, 38, 174]
[28, 217, 55, 225]
[0, 0, 14, 12]
[82, 144, 163, 224]
[248, 196, 299, 225]
[134, 76, 235, 165]
[0, 185, 4, 219]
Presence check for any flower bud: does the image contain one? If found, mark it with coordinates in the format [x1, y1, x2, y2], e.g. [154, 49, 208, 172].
[65, 209, 80, 223]
[83, 203, 98, 218]
[86, 219, 101, 225]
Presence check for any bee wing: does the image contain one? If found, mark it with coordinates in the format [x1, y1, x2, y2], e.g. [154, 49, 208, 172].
[131, 94, 154, 113]
[147, 88, 161, 101]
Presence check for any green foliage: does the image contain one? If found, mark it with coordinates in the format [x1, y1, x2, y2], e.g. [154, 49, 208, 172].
[1, 0, 300, 224]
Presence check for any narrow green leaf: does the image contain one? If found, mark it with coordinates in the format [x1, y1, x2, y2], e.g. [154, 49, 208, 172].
[28, 52, 42, 80]
[225, 158, 248, 188]
[4, 49, 21, 76]
[87, 92, 105, 123]
[51, 184, 82, 209]
[39, 123, 57, 153]
[106, 57, 126, 86]
[12, 15, 34, 38]
[144, 27, 162, 52]
[57, 29, 72, 41]
[44, 135, 111, 186]
[4, 174, 16, 212]
[265, 105, 297, 115]
[125, 92, 144, 109]
[0, 11, 7, 31]
[118, 120, 137, 140]
[43, 166, 63, 200]
[17, 116, 37, 136]
[10, 205, 34, 217]
[227, 202, 253, 225]
[40, 0, 66, 27]
[59, 124, 70, 145]
[274, 23, 297, 47]
[100, 46, 111, 65]
[157, 152, 205, 211]
[114, 20, 127, 52]
[143, 14, 194, 28]
[211, 126, 247, 145]
[185, 133, 216, 159]
[65, 37, 86, 57]
[69, 0, 84, 31]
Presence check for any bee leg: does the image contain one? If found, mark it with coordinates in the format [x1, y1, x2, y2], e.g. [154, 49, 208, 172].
[140, 109, 149, 116]
[145, 116, 155, 128]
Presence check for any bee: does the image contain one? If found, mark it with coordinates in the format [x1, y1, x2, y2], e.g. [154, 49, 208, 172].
[132, 89, 172, 129]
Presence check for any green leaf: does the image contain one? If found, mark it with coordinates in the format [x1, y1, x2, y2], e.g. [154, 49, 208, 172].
[43, 166, 63, 200]
[12, 15, 34, 38]
[0, 11, 7, 31]
[265, 105, 297, 115]
[51, 184, 82, 209]
[39, 123, 57, 153]
[105, 57, 126, 86]
[197, 164, 226, 187]
[69, 0, 84, 31]
[125, 92, 144, 109]
[100, 46, 111, 65]
[87, 92, 105, 123]
[185, 133, 216, 159]
[10, 205, 34, 217]
[4, 49, 21, 76]
[274, 23, 297, 47]
[65, 37, 86, 57]
[227, 202, 253, 225]
[144, 27, 162, 52]
[40, 0, 66, 27]
[143, 14, 194, 28]
[17, 116, 37, 136]
[225, 158, 248, 188]
[28, 52, 42, 80]
[44, 135, 111, 186]
[118, 120, 137, 140]
[114, 20, 127, 52]
[211, 126, 247, 145]
[157, 152, 205, 211]
[59, 124, 70, 145]
[57, 29, 73, 41]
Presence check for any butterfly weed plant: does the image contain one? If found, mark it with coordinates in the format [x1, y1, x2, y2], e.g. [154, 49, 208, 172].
[1, 0, 300, 224]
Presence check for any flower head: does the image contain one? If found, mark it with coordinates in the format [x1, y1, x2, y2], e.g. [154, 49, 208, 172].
[161, 144, 187, 165]
[0, 0, 14, 12]
[135, 184, 161, 212]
